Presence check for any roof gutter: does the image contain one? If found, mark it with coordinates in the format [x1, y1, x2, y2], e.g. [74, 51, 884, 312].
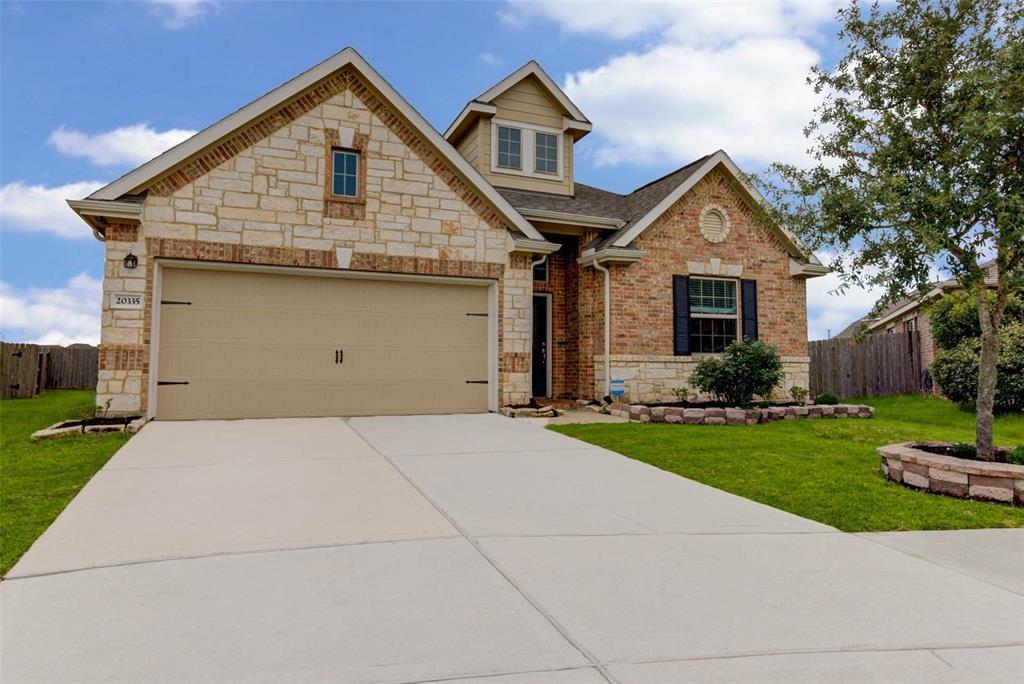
[67, 199, 143, 242]
[510, 236, 561, 255]
[788, 258, 830, 279]
[517, 208, 624, 230]
[577, 246, 644, 266]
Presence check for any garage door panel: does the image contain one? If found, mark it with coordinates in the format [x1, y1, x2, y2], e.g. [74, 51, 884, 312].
[156, 267, 491, 419]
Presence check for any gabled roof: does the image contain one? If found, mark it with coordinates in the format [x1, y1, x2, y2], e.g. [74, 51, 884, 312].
[864, 260, 999, 332]
[76, 47, 545, 242]
[444, 61, 591, 142]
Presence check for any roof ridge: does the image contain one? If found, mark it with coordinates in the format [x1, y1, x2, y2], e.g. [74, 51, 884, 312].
[627, 154, 712, 196]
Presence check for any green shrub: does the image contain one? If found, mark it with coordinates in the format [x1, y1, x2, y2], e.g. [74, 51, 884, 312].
[814, 393, 840, 405]
[931, 322, 1024, 413]
[689, 338, 784, 407]
[789, 386, 809, 405]
[1007, 445, 1024, 466]
[950, 442, 978, 459]
[928, 289, 1024, 350]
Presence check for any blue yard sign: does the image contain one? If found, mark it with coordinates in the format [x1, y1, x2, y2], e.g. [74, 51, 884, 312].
[609, 379, 625, 397]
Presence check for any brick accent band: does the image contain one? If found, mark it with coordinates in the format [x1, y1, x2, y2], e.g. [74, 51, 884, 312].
[501, 352, 530, 373]
[106, 224, 140, 242]
[99, 344, 148, 371]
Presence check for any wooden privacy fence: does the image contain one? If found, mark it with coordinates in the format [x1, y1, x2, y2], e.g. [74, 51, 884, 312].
[0, 343, 99, 399]
[809, 331, 923, 399]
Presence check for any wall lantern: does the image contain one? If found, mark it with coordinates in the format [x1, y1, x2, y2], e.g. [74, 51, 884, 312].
[123, 252, 139, 270]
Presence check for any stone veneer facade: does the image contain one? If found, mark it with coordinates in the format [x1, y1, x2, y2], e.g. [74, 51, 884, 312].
[97, 68, 533, 413]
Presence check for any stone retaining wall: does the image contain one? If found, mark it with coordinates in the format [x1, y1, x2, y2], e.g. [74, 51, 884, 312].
[878, 442, 1024, 504]
[608, 403, 874, 425]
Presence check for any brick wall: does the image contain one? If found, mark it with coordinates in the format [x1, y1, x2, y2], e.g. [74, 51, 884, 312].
[98, 70, 530, 413]
[582, 169, 810, 402]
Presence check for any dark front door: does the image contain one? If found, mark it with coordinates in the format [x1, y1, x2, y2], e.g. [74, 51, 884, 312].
[532, 295, 549, 398]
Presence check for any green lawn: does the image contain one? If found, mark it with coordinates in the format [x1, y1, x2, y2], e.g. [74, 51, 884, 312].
[1, 390, 130, 577]
[551, 395, 1024, 532]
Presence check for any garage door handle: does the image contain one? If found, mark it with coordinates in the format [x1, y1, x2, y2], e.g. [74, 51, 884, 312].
[335, 349, 344, 364]
[158, 381, 189, 386]
[465, 380, 488, 384]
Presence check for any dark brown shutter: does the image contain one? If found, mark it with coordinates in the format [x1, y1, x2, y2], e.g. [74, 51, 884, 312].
[673, 275, 691, 355]
[741, 279, 758, 340]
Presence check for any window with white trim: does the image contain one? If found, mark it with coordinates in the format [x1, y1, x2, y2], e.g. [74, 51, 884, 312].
[496, 126, 522, 170]
[535, 132, 558, 174]
[490, 120, 563, 180]
[689, 277, 738, 353]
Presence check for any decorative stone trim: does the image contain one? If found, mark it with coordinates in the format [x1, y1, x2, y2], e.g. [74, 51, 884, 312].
[699, 204, 731, 243]
[99, 344, 149, 371]
[323, 128, 368, 220]
[608, 403, 874, 425]
[878, 442, 1024, 504]
[686, 257, 743, 277]
[500, 406, 559, 418]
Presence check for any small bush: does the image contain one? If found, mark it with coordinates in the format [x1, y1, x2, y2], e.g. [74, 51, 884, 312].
[1007, 445, 1024, 466]
[789, 386, 809, 405]
[931, 322, 1024, 413]
[689, 338, 784, 407]
[928, 290, 1024, 350]
[950, 442, 978, 460]
[814, 393, 840, 405]
[671, 386, 689, 403]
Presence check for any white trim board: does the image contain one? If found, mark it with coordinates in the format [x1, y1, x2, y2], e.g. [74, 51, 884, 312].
[81, 47, 546, 243]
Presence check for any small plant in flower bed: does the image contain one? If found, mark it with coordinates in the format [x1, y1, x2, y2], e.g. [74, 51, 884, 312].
[814, 393, 840, 405]
[913, 441, 1020, 465]
[789, 386, 810, 405]
[689, 338, 784, 408]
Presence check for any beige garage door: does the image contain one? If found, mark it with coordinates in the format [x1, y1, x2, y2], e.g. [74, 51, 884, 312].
[155, 266, 490, 420]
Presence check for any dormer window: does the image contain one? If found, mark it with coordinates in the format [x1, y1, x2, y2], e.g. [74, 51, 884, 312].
[496, 126, 522, 170]
[491, 119, 563, 180]
[535, 132, 558, 174]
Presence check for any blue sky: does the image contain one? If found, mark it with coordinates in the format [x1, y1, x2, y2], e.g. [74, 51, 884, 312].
[0, 0, 875, 344]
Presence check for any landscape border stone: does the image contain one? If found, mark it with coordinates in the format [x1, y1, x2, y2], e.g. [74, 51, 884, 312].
[603, 403, 874, 424]
[878, 441, 1024, 504]
[30, 415, 147, 442]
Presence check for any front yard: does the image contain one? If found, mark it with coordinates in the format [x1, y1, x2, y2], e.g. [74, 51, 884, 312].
[551, 395, 1024, 532]
[1, 390, 129, 577]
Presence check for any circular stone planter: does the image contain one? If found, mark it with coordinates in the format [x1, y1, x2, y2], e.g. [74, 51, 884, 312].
[878, 442, 1024, 504]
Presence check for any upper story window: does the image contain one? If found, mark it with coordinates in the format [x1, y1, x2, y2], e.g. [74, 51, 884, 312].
[332, 149, 360, 198]
[689, 277, 738, 353]
[535, 132, 558, 174]
[533, 259, 549, 282]
[491, 119, 563, 181]
[496, 126, 522, 170]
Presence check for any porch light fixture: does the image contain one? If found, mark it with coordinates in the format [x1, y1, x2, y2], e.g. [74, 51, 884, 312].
[123, 252, 138, 270]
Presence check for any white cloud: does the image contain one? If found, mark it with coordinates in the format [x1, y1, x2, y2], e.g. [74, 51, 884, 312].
[0, 181, 106, 239]
[0, 274, 102, 345]
[479, 51, 504, 66]
[503, 0, 842, 169]
[147, 0, 219, 29]
[564, 39, 820, 167]
[503, 0, 842, 44]
[49, 124, 196, 167]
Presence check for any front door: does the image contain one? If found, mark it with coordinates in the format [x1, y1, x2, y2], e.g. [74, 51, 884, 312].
[532, 295, 549, 398]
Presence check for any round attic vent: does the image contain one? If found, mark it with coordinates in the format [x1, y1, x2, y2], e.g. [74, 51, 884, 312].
[700, 206, 730, 244]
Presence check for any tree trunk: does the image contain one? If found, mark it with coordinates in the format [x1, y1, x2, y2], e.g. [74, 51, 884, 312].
[975, 287, 999, 461]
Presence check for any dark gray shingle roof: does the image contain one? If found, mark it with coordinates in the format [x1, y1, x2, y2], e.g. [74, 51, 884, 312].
[495, 154, 712, 249]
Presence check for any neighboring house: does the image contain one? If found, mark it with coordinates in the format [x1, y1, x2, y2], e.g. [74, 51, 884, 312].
[69, 48, 827, 420]
[847, 260, 999, 372]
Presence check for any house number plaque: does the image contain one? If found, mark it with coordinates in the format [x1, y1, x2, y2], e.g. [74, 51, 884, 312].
[111, 294, 143, 309]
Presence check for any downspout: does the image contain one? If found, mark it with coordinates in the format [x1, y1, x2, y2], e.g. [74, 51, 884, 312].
[593, 259, 611, 400]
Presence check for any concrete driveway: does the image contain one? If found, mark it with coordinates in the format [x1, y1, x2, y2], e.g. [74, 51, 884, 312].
[3, 415, 1022, 683]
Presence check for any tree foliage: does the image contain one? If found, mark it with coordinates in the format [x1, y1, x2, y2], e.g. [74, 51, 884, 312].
[931, 322, 1024, 412]
[752, 0, 1024, 458]
[928, 289, 1024, 349]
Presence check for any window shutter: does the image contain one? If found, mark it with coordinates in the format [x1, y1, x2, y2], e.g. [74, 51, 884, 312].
[673, 275, 691, 355]
[741, 279, 758, 340]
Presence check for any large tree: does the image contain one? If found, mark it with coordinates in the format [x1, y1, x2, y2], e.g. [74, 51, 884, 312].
[755, 0, 1023, 459]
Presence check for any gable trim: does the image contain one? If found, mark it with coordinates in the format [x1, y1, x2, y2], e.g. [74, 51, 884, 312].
[82, 47, 545, 242]
[444, 101, 496, 140]
[475, 61, 589, 124]
[610, 150, 823, 271]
